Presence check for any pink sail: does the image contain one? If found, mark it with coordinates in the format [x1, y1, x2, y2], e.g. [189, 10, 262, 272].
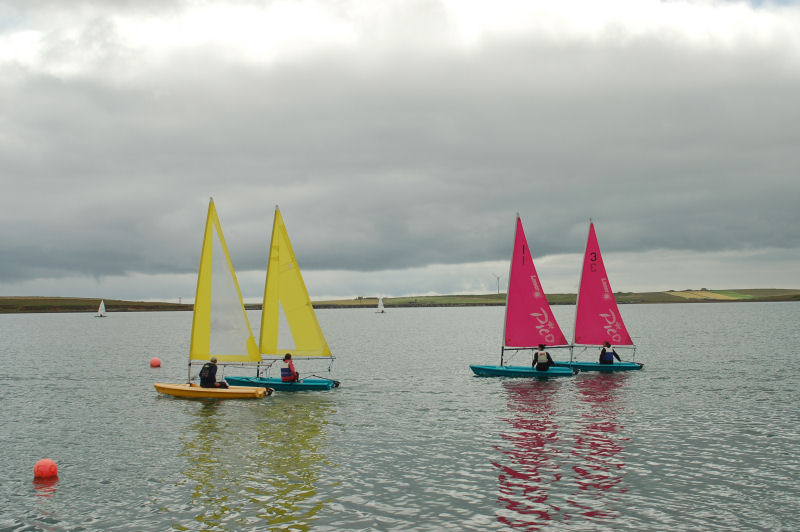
[573, 222, 633, 346]
[504, 216, 568, 348]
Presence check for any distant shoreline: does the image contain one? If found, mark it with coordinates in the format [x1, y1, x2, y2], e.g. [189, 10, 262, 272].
[1, 288, 798, 314]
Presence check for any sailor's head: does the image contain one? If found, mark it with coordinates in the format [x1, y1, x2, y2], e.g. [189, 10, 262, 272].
[283, 353, 292, 361]
[538, 344, 546, 350]
[603, 341, 611, 348]
[210, 357, 218, 363]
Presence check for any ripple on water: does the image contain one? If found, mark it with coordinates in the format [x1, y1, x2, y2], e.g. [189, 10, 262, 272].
[1, 305, 800, 530]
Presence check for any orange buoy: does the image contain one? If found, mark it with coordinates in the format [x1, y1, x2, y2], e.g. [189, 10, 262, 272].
[150, 357, 161, 368]
[33, 459, 58, 479]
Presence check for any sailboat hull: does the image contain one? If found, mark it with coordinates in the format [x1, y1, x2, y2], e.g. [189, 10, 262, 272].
[553, 361, 643, 371]
[225, 376, 338, 391]
[154, 382, 268, 399]
[469, 365, 576, 378]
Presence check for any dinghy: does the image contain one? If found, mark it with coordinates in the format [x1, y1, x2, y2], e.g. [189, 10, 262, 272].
[154, 382, 268, 399]
[553, 221, 643, 372]
[220, 375, 336, 392]
[470, 215, 576, 378]
[154, 198, 268, 399]
[470, 364, 573, 378]
[376, 297, 385, 313]
[225, 206, 340, 392]
[95, 300, 107, 317]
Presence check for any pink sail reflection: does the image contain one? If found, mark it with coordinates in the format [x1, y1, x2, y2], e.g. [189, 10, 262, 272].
[495, 381, 567, 529]
[567, 374, 629, 520]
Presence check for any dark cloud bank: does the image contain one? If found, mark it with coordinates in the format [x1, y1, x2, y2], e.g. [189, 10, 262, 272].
[1, 7, 798, 290]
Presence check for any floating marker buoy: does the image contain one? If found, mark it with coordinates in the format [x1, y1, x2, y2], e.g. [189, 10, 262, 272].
[34, 459, 58, 479]
[150, 357, 161, 368]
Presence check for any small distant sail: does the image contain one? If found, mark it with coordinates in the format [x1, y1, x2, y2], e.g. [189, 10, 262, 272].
[95, 300, 107, 317]
[503, 216, 567, 348]
[573, 222, 633, 346]
[189, 198, 260, 362]
[376, 297, 385, 313]
[260, 207, 332, 359]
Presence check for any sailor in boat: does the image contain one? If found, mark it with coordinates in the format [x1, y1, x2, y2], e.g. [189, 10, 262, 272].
[599, 342, 622, 365]
[533, 344, 555, 371]
[199, 357, 229, 388]
[281, 353, 300, 383]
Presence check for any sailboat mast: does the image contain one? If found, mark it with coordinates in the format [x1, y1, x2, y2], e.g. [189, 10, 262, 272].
[499, 214, 518, 366]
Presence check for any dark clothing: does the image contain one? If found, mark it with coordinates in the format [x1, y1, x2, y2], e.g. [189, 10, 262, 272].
[533, 350, 554, 371]
[199, 362, 228, 388]
[599, 348, 621, 364]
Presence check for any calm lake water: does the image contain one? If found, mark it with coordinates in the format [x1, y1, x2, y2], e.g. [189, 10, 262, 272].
[1, 303, 799, 531]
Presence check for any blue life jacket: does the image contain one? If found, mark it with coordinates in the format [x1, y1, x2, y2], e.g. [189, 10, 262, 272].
[281, 361, 296, 382]
[599, 349, 615, 363]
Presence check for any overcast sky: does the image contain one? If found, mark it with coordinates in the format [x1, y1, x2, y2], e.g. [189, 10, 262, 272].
[1, 0, 798, 302]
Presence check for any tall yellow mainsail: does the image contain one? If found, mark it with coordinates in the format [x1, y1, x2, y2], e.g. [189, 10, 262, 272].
[189, 198, 260, 362]
[259, 206, 332, 359]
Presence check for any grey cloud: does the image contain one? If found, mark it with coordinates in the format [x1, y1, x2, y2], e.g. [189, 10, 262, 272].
[1, 22, 799, 285]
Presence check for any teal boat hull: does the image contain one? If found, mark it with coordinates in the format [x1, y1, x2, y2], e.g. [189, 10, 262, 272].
[469, 365, 577, 378]
[553, 361, 643, 372]
[224, 376, 339, 391]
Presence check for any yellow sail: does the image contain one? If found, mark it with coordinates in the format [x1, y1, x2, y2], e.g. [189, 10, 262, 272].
[259, 206, 332, 358]
[189, 198, 260, 362]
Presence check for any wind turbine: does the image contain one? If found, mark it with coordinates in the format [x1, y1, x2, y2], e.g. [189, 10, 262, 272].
[492, 273, 502, 294]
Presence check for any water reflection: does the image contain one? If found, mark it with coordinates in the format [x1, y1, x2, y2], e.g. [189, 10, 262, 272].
[494, 380, 566, 529]
[567, 373, 629, 521]
[177, 395, 336, 530]
[32, 477, 59, 498]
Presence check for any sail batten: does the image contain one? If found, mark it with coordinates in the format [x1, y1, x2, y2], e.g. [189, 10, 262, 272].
[259, 207, 332, 358]
[573, 221, 633, 346]
[503, 216, 567, 348]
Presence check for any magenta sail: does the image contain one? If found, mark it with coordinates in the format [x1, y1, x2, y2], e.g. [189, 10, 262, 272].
[504, 217, 568, 348]
[573, 222, 633, 346]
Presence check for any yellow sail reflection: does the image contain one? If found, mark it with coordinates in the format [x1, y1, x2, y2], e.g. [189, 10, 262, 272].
[260, 206, 332, 359]
[175, 401, 242, 530]
[250, 396, 335, 527]
[176, 396, 336, 530]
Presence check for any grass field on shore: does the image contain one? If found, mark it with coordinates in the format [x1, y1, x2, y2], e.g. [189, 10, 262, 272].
[314, 288, 800, 308]
[0, 297, 192, 314]
[1, 289, 798, 314]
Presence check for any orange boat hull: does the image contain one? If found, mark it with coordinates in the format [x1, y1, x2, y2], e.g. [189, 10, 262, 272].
[153, 382, 267, 399]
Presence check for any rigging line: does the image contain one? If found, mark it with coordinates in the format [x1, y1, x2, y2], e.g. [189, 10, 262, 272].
[309, 374, 341, 387]
[505, 348, 525, 365]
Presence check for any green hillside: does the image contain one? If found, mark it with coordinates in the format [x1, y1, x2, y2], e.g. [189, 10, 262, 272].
[0, 297, 191, 314]
[1, 288, 798, 313]
[313, 288, 800, 308]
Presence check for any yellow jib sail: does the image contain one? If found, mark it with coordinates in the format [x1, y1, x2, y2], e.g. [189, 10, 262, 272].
[189, 198, 260, 362]
[259, 206, 332, 359]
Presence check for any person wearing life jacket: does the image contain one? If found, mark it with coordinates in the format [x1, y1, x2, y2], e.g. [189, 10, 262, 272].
[599, 341, 622, 364]
[533, 344, 554, 371]
[199, 357, 229, 388]
[280, 353, 299, 382]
